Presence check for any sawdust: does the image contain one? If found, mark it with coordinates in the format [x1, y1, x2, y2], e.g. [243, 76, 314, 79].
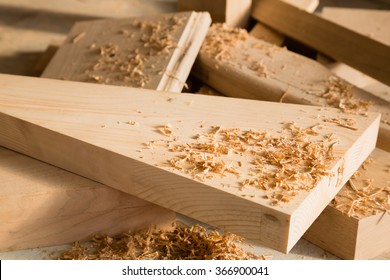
[59, 224, 265, 260]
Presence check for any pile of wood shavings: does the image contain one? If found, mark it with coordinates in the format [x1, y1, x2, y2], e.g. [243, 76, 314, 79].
[321, 76, 370, 115]
[85, 15, 185, 87]
[59, 224, 264, 260]
[167, 123, 336, 205]
[332, 158, 390, 218]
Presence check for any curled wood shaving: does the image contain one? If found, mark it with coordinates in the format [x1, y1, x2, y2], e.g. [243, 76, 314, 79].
[167, 123, 336, 205]
[323, 117, 358, 130]
[85, 15, 186, 88]
[322, 76, 370, 114]
[59, 224, 264, 260]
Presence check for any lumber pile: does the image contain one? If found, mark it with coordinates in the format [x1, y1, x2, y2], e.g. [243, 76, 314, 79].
[0, 1, 389, 260]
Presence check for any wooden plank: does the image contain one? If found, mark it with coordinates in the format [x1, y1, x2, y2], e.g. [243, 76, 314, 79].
[250, 0, 319, 46]
[305, 148, 390, 259]
[251, 0, 390, 86]
[192, 24, 390, 152]
[0, 146, 175, 252]
[42, 12, 211, 92]
[177, 0, 251, 28]
[0, 74, 380, 253]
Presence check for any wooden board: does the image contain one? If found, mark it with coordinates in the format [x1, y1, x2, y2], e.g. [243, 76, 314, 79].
[251, 0, 390, 86]
[42, 12, 211, 93]
[250, 0, 319, 46]
[192, 24, 390, 152]
[177, 0, 251, 28]
[0, 74, 380, 253]
[305, 148, 390, 259]
[0, 146, 175, 252]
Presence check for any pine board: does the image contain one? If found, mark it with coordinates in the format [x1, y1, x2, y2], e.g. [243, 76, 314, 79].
[192, 25, 390, 152]
[42, 12, 211, 92]
[305, 148, 390, 259]
[251, 0, 390, 86]
[0, 74, 380, 253]
[0, 146, 175, 252]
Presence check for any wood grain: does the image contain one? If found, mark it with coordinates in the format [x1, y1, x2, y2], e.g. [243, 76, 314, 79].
[0, 74, 380, 253]
[177, 0, 251, 28]
[305, 148, 390, 259]
[0, 147, 175, 252]
[193, 25, 390, 152]
[42, 12, 211, 93]
[252, 0, 390, 86]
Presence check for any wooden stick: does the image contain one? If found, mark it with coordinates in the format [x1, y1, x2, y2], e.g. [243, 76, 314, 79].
[0, 74, 380, 253]
[252, 0, 390, 86]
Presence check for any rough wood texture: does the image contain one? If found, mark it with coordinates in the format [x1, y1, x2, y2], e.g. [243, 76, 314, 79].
[0, 147, 175, 252]
[42, 12, 211, 92]
[193, 24, 390, 152]
[252, 0, 390, 86]
[177, 0, 251, 28]
[305, 148, 390, 259]
[250, 0, 319, 46]
[0, 74, 380, 253]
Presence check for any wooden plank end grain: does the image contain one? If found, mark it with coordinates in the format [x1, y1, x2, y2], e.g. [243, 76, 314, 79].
[0, 74, 381, 253]
[252, 0, 390, 86]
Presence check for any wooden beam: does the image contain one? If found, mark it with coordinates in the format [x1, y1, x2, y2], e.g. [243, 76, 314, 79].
[250, 0, 319, 46]
[305, 148, 390, 259]
[193, 24, 390, 151]
[42, 12, 211, 92]
[0, 74, 380, 253]
[177, 0, 251, 28]
[0, 146, 175, 252]
[251, 0, 390, 86]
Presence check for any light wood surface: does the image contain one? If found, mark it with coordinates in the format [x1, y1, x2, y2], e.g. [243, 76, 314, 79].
[177, 0, 251, 28]
[0, 74, 380, 253]
[42, 12, 211, 93]
[193, 25, 390, 151]
[0, 147, 175, 252]
[305, 148, 390, 259]
[250, 0, 319, 46]
[252, 0, 390, 86]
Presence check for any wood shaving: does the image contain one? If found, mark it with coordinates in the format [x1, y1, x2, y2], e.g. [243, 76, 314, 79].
[323, 117, 358, 130]
[158, 124, 173, 136]
[72, 32, 86, 43]
[166, 123, 337, 205]
[58, 224, 264, 260]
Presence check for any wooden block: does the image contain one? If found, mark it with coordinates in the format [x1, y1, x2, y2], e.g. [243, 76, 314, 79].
[251, 0, 390, 86]
[192, 24, 390, 152]
[0, 74, 380, 253]
[42, 12, 211, 92]
[177, 0, 251, 28]
[305, 148, 390, 259]
[0, 147, 175, 252]
[250, 0, 319, 46]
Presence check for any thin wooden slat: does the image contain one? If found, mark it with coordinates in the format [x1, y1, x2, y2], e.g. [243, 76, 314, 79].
[305, 148, 390, 259]
[251, 0, 390, 86]
[0, 146, 175, 252]
[192, 24, 390, 151]
[42, 12, 211, 92]
[0, 74, 380, 253]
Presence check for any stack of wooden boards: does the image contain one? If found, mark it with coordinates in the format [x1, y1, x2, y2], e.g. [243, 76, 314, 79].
[0, 1, 389, 259]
